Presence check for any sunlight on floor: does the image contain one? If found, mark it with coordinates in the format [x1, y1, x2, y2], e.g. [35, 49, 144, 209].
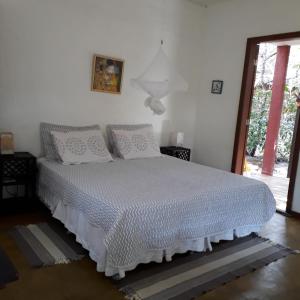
[244, 159, 289, 211]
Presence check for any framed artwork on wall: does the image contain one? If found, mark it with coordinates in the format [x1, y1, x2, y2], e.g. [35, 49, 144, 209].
[91, 54, 124, 94]
[211, 80, 223, 94]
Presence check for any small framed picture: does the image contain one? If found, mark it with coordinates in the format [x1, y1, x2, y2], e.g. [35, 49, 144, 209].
[211, 80, 223, 94]
[91, 54, 124, 94]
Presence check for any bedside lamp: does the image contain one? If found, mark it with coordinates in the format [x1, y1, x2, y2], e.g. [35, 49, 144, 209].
[0, 132, 15, 155]
[171, 132, 184, 147]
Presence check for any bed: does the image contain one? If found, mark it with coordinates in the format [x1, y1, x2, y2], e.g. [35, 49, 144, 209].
[37, 155, 276, 278]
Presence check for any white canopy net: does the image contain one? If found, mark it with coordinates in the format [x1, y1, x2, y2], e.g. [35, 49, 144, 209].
[131, 47, 188, 115]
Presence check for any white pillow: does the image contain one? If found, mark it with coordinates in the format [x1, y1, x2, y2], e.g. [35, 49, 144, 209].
[51, 130, 113, 165]
[111, 127, 161, 159]
[106, 124, 151, 155]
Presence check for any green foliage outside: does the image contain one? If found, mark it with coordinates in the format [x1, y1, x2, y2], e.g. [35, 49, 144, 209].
[246, 47, 300, 162]
[246, 85, 298, 161]
[246, 87, 271, 158]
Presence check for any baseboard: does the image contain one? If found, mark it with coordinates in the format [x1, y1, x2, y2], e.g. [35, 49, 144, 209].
[276, 209, 292, 217]
[285, 209, 300, 219]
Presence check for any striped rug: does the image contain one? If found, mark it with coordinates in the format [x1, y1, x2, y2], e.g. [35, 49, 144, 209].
[116, 235, 298, 300]
[10, 222, 86, 267]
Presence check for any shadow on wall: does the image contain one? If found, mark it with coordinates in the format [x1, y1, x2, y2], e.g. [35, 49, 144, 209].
[158, 0, 203, 154]
[160, 119, 173, 145]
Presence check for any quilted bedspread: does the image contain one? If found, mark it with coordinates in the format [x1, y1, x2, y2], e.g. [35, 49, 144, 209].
[38, 156, 276, 277]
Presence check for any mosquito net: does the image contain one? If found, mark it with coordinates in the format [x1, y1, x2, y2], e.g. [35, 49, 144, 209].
[131, 47, 188, 115]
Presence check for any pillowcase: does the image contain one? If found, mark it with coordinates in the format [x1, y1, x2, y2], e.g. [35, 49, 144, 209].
[106, 124, 152, 155]
[111, 126, 161, 159]
[40, 122, 101, 160]
[51, 130, 113, 165]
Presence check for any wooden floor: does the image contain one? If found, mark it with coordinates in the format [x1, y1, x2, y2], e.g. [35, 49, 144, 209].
[1, 209, 300, 300]
[244, 173, 289, 211]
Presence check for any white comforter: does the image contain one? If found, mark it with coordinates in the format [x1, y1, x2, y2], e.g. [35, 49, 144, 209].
[38, 156, 276, 277]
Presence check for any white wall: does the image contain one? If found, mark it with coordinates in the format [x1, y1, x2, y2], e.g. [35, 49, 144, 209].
[0, 0, 204, 156]
[2, 0, 300, 210]
[193, 0, 300, 170]
[192, 0, 300, 210]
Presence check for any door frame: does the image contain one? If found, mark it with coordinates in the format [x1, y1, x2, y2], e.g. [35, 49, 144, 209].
[231, 31, 300, 215]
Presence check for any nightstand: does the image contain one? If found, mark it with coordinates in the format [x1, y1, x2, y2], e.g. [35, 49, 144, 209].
[160, 146, 191, 161]
[0, 152, 37, 212]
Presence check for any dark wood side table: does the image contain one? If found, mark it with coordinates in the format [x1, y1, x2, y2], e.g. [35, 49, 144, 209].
[0, 152, 37, 213]
[160, 146, 191, 161]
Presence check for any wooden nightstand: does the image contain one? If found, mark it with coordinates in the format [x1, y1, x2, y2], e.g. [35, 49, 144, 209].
[0, 152, 37, 213]
[160, 146, 191, 161]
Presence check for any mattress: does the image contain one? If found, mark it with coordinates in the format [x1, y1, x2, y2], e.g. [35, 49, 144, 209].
[38, 156, 276, 277]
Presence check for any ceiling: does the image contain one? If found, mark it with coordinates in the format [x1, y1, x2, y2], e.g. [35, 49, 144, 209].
[190, 0, 233, 7]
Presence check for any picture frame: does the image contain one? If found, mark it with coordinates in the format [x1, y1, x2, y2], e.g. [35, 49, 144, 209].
[91, 54, 124, 94]
[211, 80, 223, 94]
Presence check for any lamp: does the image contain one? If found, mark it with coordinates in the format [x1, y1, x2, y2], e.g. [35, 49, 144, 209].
[171, 132, 184, 147]
[0, 132, 14, 155]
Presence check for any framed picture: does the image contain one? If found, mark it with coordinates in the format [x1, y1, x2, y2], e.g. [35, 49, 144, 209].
[91, 54, 124, 94]
[211, 80, 223, 94]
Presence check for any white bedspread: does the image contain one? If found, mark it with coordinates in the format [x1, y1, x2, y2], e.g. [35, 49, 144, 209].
[38, 156, 275, 277]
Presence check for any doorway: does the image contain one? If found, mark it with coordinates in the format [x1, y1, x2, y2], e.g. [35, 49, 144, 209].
[232, 32, 300, 215]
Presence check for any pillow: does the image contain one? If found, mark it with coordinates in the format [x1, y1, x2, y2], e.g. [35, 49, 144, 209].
[111, 126, 161, 159]
[106, 124, 152, 155]
[51, 130, 113, 165]
[40, 122, 100, 160]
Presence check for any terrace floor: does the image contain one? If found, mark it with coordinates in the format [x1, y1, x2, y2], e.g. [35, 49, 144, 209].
[244, 173, 289, 211]
[244, 157, 289, 211]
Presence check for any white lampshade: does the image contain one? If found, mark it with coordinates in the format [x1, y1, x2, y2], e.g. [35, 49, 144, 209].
[171, 132, 184, 147]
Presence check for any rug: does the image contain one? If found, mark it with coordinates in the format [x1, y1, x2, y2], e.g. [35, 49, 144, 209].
[10, 222, 87, 267]
[0, 246, 18, 288]
[116, 234, 298, 300]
